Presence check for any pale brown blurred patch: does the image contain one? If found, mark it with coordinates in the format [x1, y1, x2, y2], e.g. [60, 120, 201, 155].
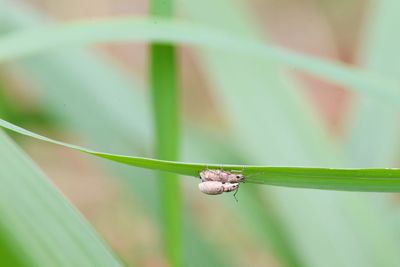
[249, 0, 367, 134]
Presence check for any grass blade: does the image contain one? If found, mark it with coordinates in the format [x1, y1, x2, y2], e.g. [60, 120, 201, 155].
[0, 18, 399, 106]
[149, 0, 181, 265]
[4, 118, 400, 191]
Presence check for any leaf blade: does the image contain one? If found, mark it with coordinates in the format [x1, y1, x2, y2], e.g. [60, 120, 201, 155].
[3, 118, 400, 192]
[0, 129, 123, 267]
[0, 17, 399, 106]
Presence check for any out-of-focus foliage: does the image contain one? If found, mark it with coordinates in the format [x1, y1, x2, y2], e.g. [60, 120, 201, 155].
[1, 0, 400, 267]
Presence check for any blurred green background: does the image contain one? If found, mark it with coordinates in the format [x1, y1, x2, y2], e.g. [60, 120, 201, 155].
[1, 0, 400, 266]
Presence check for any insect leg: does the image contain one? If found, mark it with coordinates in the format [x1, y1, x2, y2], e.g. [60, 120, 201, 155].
[233, 185, 240, 202]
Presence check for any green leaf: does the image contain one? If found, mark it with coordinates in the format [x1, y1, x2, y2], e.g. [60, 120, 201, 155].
[149, 0, 181, 266]
[0, 129, 123, 267]
[3, 118, 400, 192]
[0, 18, 399, 106]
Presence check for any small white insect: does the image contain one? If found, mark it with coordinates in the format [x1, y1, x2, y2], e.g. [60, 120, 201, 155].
[198, 168, 245, 200]
[198, 181, 239, 195]
[199, 169, 245, 183]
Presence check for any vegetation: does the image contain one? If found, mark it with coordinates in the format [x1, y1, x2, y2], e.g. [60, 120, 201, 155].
[1, 0, 400, 266]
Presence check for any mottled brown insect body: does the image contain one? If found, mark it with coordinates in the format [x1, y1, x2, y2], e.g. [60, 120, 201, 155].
[198, 181, 239, 195]
[199, 169, 245, 183]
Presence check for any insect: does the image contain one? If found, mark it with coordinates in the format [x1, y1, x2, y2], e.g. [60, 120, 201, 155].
[199, 169, 245, 183]
[198, 168, 245, 200]
[198, 181, 239, 195]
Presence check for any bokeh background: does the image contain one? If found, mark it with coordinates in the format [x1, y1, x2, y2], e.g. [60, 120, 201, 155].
[1, 0, 399, 266]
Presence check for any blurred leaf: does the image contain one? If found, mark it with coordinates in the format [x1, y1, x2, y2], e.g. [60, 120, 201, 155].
[0, 18, 399, 106]
[341, 0, 400, 266]
[0, 224, 26, 267]
[0, 81, 53, 129]
[0, 129, 123, 267]
[149, 0, 182, 265]
[345, 0, 400, 167]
